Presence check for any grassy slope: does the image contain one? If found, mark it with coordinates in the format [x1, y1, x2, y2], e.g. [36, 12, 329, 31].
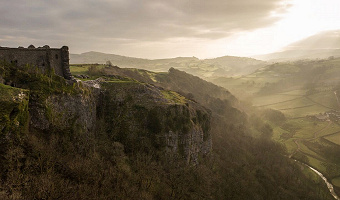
[0, 83, 29, 135]
[70, 52, 267, 78]
[214, 58, 340, 191]
[69, 64, 335, 199]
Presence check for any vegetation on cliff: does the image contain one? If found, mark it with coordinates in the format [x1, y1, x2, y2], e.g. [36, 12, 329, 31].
[215, 57, 340, 194]
[0, 62, 334, 199]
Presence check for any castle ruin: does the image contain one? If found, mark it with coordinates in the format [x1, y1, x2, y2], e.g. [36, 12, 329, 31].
[0, 45, 72, 80]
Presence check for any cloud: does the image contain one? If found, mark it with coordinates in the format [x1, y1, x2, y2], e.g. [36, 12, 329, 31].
[0, 0, 290, 56]
[284, 30, 340, 50]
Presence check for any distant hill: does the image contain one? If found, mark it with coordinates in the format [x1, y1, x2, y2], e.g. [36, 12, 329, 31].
[254, 30, 340, 61]
[70, 51, 150, 67]
[204, 56, 266, 76]
[70, 52, 266, 78]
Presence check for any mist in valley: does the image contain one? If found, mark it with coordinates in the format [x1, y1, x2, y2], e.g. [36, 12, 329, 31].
[1, 0, 340, 199]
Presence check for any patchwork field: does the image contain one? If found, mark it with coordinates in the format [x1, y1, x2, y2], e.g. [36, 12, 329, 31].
[333, 177, 340, 188]
[270, 117, 340, 192]
[72, 61, 340, 194]
[324, 132, 340, 145]
[214, 58, 340, 193]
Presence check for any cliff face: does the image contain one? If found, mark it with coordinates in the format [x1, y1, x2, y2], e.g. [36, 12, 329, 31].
[0, 62, 332, 200]
[0, 62, 211, 164]
[0, 84, 29, 136]
[26, 78, 211, 163]
[99, 80, 211, 163]
[103, 66, 246, 125]
[29, 88, 98, 134]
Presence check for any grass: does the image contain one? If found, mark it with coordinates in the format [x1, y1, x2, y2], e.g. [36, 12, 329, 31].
[0, 84, 28, 110]
[128, 68, 161, 82]
[252, 93, 335, 118]
[332, 177, 340, 187]
[161, 90, 186, 104]
[106, 79, 134, 83]
[212, 75, 282, 96]
[217, 58, 340, 190]
[271, 125, 289, 141]
[279, 89, 307, 96]
[285, 138, 298, 154]
[281, 104, 329, 118]
[293, 121, 324, 139]
[316, 124, 340, 138]
[308, 91, 338, 110]
[0, 83, 30, 134]
[324, 132, 340, 145]
[305, 155, 327, 174]
[0, 83, 25, 100]
[249, 89, 338, 118]
[278, 119, 340, 144]
[284, 119, 321, 139]
[252, 94, 301, 107]
[273, 117, 338, 160]
[70, 64, 106, 75]
[299, 142, 324, 160]
[272, 118, 340, 180]
[301, 164, 324, 183]
[69, 65, 88, 75]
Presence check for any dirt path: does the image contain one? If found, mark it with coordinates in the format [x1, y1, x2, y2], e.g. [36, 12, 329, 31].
[288, 121, 340, 199]
[256, 96, 305, 107]
[314, 121, 332, 139]
[289, 121, 332, 158]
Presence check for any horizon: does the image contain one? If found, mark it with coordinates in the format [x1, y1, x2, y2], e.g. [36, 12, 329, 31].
[1, 0, 340, 59]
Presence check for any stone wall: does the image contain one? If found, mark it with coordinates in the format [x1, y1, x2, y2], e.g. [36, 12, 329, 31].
[0, 45, 72, 80]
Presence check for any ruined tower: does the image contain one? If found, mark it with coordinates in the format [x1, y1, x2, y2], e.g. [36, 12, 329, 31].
[0, 45, 73, 80]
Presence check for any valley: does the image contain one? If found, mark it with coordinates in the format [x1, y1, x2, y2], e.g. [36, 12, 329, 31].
[1, 50, 339, 198]
[212, 57, 340, 194]
[65, 61, 337, 199]
[67, 50, 340, 198]
[2, 0, 340, 199]
[70, 53, 266, 78]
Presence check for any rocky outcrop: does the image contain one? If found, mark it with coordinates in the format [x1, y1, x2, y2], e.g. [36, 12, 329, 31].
[99, 80, 211, 164]
[0, 84, 29, 135]
[1, 59, 212, 164]
[19, 75, 212, 164]
[29, 91, 98, 134]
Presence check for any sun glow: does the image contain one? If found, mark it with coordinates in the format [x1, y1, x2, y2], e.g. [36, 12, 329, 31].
[207, 0, 340, 58]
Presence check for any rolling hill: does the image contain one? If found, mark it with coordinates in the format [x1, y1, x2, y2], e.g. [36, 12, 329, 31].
[70, 52, 266, 78]
[254, 30, 340, 61]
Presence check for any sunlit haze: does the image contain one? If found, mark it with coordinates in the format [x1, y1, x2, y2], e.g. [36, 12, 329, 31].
[0, 0, 339, 59]
[224, 0, 340, 58]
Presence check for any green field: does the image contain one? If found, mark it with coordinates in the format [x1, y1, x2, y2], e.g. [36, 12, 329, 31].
[306, 155, 327, 173]
[332, 177, 340, 187]
[222, 58, 340, 188]
[250, 90, 339, 118]
[252, 94, 302, 107]
[70, 64, 106, 75]
[69, 65, 88, 75]
[324, 132, 340, 145]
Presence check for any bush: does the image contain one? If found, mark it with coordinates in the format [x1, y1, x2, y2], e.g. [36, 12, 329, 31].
[88, 65, 103, 76]
[262, 109, 286, 125]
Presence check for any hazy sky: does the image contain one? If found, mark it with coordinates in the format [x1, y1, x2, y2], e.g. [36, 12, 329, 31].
[0, 0, 339, 58]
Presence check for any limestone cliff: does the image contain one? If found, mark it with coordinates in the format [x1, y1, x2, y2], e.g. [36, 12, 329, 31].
[29, 85, 98, 134]
[29, 78, 211, 163]
[0, 84, 29, 135]
[99, 80, 211, 163]
[0, 62, 212, 164]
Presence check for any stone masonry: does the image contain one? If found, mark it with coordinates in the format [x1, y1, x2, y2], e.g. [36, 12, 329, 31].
[0, 45, 72, 80]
